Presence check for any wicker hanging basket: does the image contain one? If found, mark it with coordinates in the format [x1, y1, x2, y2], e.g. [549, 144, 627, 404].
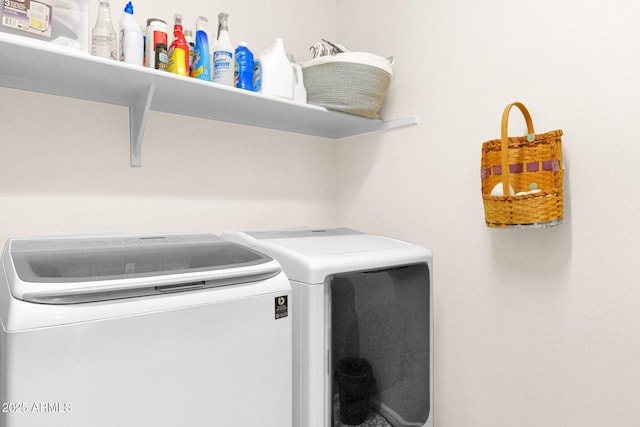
[481, 102, 564, 228]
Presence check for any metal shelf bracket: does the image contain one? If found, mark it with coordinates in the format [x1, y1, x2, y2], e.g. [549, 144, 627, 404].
[129, 83, 155, 167]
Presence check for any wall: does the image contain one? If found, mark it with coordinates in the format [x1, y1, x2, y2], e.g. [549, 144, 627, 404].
[0, 0, 338, 244]
[335, 0, 640, 426]
[4, 1, 640, 426]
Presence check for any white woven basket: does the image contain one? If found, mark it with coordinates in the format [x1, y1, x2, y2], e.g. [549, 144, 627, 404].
[301, 52, 393, 119]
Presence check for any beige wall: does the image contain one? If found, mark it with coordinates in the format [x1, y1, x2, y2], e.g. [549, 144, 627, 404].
[336, 0, 640, 426]
[0, 88, 336, 239]
[3, 0, 640, 426]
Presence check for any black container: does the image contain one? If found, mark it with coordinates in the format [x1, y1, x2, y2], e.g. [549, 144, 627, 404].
[335, 357, 375, 425]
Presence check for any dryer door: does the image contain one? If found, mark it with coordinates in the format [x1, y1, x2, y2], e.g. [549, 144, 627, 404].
[330, 263, 431, 427]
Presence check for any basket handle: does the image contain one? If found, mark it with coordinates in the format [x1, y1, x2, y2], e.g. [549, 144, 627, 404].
[500, 102, 535, 194]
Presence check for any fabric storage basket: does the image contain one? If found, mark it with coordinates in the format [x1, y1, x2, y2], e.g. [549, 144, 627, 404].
[301, 52, 393, 119]
[481, 102, 564, 228]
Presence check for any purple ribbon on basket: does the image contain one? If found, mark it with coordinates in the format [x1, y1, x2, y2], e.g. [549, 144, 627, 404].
[481, 160, 560, 178]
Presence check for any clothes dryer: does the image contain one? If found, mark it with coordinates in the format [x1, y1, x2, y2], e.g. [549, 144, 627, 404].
[223, 228, 433, 427]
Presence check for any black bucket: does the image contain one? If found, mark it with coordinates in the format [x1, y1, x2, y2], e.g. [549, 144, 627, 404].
[335, 357, 375, 425]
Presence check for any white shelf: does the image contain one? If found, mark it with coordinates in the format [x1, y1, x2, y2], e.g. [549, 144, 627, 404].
[0, 33, 418, 167]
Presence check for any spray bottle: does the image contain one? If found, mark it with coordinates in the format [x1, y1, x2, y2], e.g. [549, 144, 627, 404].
[212, 12, 234, 86]
[167, 13, 189, 76]
[191, 16, 211, 81]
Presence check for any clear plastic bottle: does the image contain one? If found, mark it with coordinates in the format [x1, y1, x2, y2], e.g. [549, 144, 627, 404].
[91, 0, 117, 60]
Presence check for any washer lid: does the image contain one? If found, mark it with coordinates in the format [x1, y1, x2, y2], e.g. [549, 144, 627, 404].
[3, 233, 280, 304]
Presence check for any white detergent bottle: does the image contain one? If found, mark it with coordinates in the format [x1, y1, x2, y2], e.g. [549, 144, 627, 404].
[119, 2, 143, 65]
[288, 54, 307, 103]
[259, 38, 294, 99]
[212, 12, 234, 86]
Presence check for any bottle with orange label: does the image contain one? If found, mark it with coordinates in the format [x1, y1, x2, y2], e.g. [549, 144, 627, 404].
[167, 13, 189, 76]
[145, 18, 168, 71]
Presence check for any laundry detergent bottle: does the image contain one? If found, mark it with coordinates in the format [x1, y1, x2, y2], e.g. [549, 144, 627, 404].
[259, 38, 294, 99]
[167, 13, 189, 76]
[191, 16, 211, 81]
[212, 12, 234, 86]
[289, 54, 307, 103]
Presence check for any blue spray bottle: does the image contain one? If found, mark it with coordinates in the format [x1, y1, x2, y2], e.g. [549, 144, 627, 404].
[191, 16, 210, 80]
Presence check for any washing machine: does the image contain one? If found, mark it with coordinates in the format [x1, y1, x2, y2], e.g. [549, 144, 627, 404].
[222, 228, 433, 427]
[0, 233, 292, 427]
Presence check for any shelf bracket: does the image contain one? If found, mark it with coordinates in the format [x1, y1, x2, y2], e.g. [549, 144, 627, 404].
[381, 114, 419, 131]
[129, 83, 155, 167]
[331, 114, 419, 138]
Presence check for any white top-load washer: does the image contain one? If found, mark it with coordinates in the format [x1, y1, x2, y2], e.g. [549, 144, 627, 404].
[0, 233, 292, 427]
[222, 228, 433, 427]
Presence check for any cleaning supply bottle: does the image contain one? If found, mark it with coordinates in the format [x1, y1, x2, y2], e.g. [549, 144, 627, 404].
[167, 13, 189, 76]
[259, 38, 293, 99]
[145, 18, 168, 71]
[288, 54, 307, 103]
[191, 16, 211, 81]
[119, 2, 143, 65]
[235, 42, 254, 91]
[184, 29, 195, 75]
[212, 12, 234, 86]
[91, 0, 117, 60]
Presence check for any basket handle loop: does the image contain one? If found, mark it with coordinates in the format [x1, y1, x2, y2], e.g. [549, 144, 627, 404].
[500, 102, 535, 194]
